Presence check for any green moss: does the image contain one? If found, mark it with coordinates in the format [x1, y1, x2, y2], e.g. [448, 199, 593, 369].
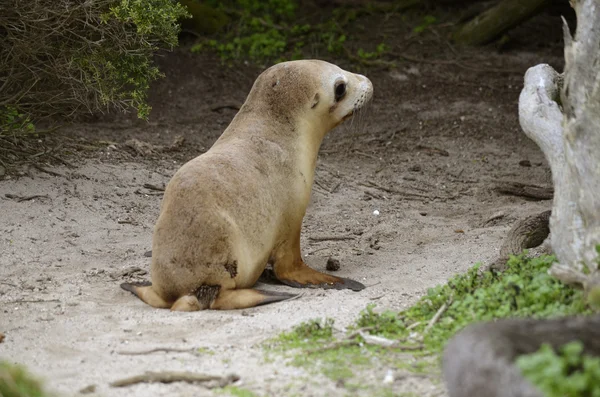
[96, 0, 190, 119]
[188, 0, 396, 66]
[404, 253, 588, 352]
[220, 386, 261, 397]
[0, 362, 51, 397]
[267, 253, 592, 393]
[516, 341, 600, 397]
[348, 253, 590, 355]
[0, 107, 35, 139]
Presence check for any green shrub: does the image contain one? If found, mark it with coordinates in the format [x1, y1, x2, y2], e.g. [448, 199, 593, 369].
[517, 341, 600, 397]
[0, 361, 51, 397]
[190, 0, 300, 63]
[357, 253, 590, 353]
[0, 108, 35, 139]
[0, 0, 190, 122]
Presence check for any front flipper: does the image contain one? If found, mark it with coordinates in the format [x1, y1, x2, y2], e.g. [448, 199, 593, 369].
[274, 264, 365, 292]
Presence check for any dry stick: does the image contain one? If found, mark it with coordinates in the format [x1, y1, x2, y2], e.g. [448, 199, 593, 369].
[306, 327, 374, 354]
[143, 183, 165, 192]
[5, 194, 50, 202]
[406, 321, 422, 330]
[9, 299, 60, 304]
[210, 104, 240, 112]
[117, 347, 199, 356]
[309, 235, 356, 242]
[330, 181, 342, 194]
[307, 246, 330, 255]
[353, 150, 380, 160]
[424, 299, 452, 334]
[358, 181, 434, 200]
[49, 153, 76, 168]
[313, 179, 331, 194]
[306, 340, 359, 354]
[30, 163, 66, 178]
[494, 181, 554, 200]
[110, 372, 240, 388]
[359, 331, 424, 351]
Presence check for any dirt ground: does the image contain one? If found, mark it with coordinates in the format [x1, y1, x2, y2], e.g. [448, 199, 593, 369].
[1, 7, 566, 397]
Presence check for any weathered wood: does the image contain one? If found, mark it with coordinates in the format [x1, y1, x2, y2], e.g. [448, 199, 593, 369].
[518, 0, 600, 292]
[443, 315, 600, 397]
[453, 0, 549, 46]
[493, 181, 554, 200]
[490, 210, 551, 271]
[442, 2, 600, 395]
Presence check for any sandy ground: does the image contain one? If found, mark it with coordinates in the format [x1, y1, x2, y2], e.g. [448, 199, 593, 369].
[0, 8, 566, 397]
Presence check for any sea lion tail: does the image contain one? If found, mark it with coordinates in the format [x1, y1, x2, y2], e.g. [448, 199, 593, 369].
[120, 282, 171, 309]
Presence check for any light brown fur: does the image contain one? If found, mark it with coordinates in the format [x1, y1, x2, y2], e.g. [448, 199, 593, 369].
[121, 60, 373, 311]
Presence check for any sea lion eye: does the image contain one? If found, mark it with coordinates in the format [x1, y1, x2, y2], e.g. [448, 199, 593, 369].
[334, 82, 346, 101]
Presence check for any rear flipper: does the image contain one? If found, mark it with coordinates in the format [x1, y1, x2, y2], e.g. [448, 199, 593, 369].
[120, 282, 171, 309]
[209, 288, 298, 310]
[121, 282, 298, 311]
[169, 288, 298, 311]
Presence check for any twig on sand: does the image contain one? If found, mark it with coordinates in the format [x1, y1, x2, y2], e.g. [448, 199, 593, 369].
[8, 299, 60, 304]
[493, 181, 553, 200]
[306, 327, 374, 354]
[30, 163, 66, 178]
[307, 326, 423, 353]
[309, 234, 356, 242]
[359, 331, 423, 351]
[110, 371, 240, 388]
[211, 104, 240, 113]
[143, 183, 165, 192]
[116, 347, 200, 356]
[358, 181, 438, 200]
[5, 193, 50, 202]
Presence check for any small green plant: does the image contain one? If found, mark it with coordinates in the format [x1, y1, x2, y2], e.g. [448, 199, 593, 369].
[413, 15, 437, 33]
[191, 0, 302, 63]
[357, 43, 388, 60]
[0, 107, 35, 138]
[0, 361, 51, 397]
[1, 0, 189, 122]
[267, 252, 592, 392]
[221, 385, 260, 397]
[275, 318, 334, 347]
[355, 304, 404, 336]
[403, 253, 588, 352]
[516, 341, 600, 397]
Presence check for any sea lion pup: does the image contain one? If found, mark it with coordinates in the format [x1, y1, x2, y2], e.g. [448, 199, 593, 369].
[121, 59, 373, 311]
[442, 315, 600, 397]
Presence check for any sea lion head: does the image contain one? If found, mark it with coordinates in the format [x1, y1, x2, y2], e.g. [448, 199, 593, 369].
[241, 59, 373, 134]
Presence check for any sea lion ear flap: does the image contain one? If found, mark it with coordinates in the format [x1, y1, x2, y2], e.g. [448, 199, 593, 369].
[311, 93, 320, 109]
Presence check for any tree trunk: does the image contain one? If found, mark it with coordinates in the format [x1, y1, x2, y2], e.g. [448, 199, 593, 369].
[518, 0, 600, 294]
[453, 0, 549, 46]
